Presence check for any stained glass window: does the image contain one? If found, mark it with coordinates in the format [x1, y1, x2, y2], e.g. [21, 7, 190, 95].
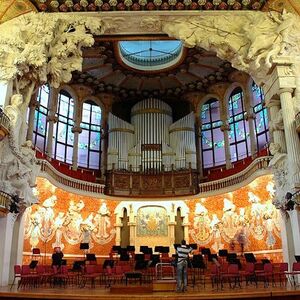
[252, 82, 269, 150]
[78, 101, 102, 169]
[53, 91, 74, 163]
[32, 85, 49, 152]
[201, 99, 225, 168]
[228, 87, 250, 162]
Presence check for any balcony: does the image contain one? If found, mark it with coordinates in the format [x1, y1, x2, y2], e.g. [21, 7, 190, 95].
[0, 191, 10, 217]
[0, 108, 10, 141]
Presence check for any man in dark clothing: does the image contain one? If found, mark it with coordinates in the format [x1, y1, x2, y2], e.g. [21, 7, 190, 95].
[175, 240, 193, 292]
[52, 247, 64, 267]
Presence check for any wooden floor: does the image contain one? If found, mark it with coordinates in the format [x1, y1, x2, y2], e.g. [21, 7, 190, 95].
[1, 283, 300, 300]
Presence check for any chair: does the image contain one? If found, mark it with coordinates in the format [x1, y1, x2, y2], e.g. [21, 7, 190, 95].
[273, 262, 288, 286]
[241, 263, 257, 286]
[257, 263, 274, 287]
[285, 262, 300, 287]
[209, 264, 220, 289]
[18, 265, 39, 289]
[81, 264, 98, 288]
[10, 265, 21, 290]
[220, 263, 241, 288]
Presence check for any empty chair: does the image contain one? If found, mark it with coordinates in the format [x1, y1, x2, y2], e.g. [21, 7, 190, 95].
[10, 265, 21, 290]
[273, 262, 288, 286]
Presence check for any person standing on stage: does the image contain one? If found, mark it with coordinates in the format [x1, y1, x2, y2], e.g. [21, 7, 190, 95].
[176, 240, 193, 292]
[51, 247, 64, 267]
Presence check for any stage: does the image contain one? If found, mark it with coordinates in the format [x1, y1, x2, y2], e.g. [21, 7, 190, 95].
[0, 284, 300, 300]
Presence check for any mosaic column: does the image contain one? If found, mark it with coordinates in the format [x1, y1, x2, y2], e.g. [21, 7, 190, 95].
[26, 100, 39, 142]
[71, 125, 82, 170]
[115, 224, 122, 246]
[194, 114, 203, 178]
[100, 111, 109, 178]
[46, 114, 57, 158]
[220, 122, 232, 169]
[46, 88, 58, 158]
[279, 88, 300, 185]
[244, 89, 257, 157]
[183, 216, 190, 244]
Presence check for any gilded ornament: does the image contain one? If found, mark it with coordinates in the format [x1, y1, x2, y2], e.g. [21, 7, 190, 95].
[154, 0, 163, 6]
[124, 0, 133, 6]
[65, 0, 74, 7]
[198, 0, 206, 5]
[183, 0, 192, 6]
[50, 0, 59, 8]
[213, 0, 221, 5]
[138, 0, 148, 5]
[80, 0, 89, 7]
[109, 0, 118, 6]
[227, 0, 235, 4]
[95, 0, 103, 6]
[242, 0, 250, 5]
[168, 0, 177, 5]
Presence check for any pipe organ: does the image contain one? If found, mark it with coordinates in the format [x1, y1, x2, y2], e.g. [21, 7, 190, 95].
[107, 98, 197, 173]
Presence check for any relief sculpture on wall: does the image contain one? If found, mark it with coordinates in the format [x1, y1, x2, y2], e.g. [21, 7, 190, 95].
[24, 195, 115, 250]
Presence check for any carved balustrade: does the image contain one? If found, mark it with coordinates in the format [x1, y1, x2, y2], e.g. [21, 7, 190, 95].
[105, 164, 199, 197]
[198, 156, 272, 195]
[37, 156, 271, 197]
[0, 191, 10, 216]
[38, 159, 105, 195]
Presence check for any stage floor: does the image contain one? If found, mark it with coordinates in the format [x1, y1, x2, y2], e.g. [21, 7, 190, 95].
[0, 284, 300, 300]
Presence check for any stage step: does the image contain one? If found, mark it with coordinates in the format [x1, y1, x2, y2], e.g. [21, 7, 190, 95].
[110, 285, 152, 294]
[152, 279, 176, 292]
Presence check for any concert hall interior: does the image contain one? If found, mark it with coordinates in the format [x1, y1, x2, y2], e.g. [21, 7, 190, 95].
[2, 1, 300, 299]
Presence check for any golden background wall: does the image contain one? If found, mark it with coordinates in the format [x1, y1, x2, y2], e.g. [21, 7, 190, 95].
[23, 175, 281, 262]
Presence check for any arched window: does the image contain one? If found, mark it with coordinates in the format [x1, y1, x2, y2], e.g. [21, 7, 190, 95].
[32, 85, 49, 152]
[252, 82, 269, 150]
[228, 87, 250, 162]
[78, 101, 102, 169]
[53, 90, 74, 163]
[201, 99, 225, 168]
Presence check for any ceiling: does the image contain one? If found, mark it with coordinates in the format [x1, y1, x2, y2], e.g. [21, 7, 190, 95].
[1, 0, 300, 103]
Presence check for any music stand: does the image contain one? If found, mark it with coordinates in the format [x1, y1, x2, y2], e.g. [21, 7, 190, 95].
[227, 253, 237, 263]
[161, 246, 169, 253]
[261, 259, 270, 264]
[112, 245, 121, 252]
[155, 246, 163, 253]
[189, 244, 197, 250]
[218, 249, 228, 257]
[86, 253, 96, 261]
[295, 255, 300, 262]
[244, 253, 257, 263]
[80, 243, 89, 250]
[127, 245, 135, 252]
[29, 260, 38, 269]
[201, 248, 211, 256]
[173, 244, 180, 250]
[140, 246, 148, 253]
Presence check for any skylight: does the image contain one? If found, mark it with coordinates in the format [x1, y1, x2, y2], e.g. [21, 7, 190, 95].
[119, 40, 183, 71]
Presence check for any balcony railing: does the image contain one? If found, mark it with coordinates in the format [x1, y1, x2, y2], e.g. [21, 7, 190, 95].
[0, 191, 10, 216]
[38, 159, 105, 195]
[198, 156, 272, 195]
[37, 156, 272, 198]
[0, 108, 10, 141]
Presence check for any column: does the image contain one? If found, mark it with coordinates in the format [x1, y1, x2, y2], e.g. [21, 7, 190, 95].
[46, 114, 57, 158]
[71, 125, 82, 170]
[246, 110, 257, 157]
[194, 114, 203, 178]
[100, 111, 108, 178]
[279, 88, 300, 185]
[46, 88, 58, 158]
[267, 100, 287, 153]
[220, 122, 232, 169]
[115, 224, 122, 246]
[128, 222, 136, 246]
[182, 216, 190, 244]
[0, 213, 16, 286]
[26, 101, 39, 142]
